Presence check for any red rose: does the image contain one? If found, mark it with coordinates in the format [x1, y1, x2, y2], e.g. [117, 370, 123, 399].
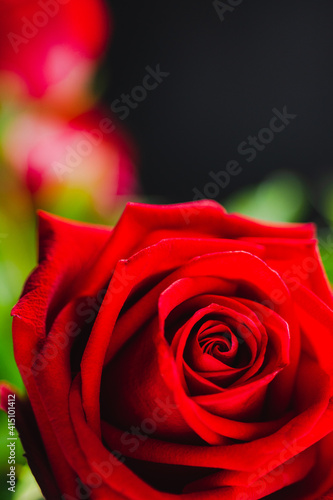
[2, 108, 137, 213]
[2, 201, 333, 499]
[0, 0, 110, 99]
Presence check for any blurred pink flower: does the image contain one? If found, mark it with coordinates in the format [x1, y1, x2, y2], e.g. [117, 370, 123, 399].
[2, 108, 138, 215]
[0, 0, 111, 101]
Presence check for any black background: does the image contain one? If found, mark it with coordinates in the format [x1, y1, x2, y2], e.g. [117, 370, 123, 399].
[101, 0, 333, 212]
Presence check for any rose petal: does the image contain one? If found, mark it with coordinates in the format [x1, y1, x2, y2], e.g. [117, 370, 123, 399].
[13, 296, 124, 496]
[292, 284, 333, 376]
[12, 211, 112, 338]
[241, 236, 333, 307]
[70, 375, 171, 500]
[101, 353, 331, 471]
[0, 384, 62, 499]
[184, 445, 316, 496]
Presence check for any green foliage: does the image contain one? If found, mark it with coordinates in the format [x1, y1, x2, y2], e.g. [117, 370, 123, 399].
[223, 171, 307, 222]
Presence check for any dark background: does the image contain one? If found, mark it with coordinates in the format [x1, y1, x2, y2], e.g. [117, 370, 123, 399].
[102, 0, 333, 212]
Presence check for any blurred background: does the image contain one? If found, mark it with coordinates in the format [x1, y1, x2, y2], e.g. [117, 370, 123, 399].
[0, 0, 332, 497]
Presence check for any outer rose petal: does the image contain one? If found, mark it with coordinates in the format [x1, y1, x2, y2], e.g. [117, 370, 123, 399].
[0, 384, 61, 499]
[241, 236, 333, 307]
[291, 284, 333, 376]
[69, 375, 174, 500]
[11, 316, 80, 496]
[12, 210, 112, 337]
[76, 201, 315, 302]
[285, 430, 333, 499]
[11, 213, 111, 495]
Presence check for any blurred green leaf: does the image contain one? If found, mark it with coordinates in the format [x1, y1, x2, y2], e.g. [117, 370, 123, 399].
[14, 464, 44, 500]
[223, 171, 307, 222]
[319, 179, 333, 226]
[318, 229, 333, 284]
[50, 185, 95, 222]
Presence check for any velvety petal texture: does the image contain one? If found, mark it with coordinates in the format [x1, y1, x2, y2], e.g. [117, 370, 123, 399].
[2, 201, 332, 499]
